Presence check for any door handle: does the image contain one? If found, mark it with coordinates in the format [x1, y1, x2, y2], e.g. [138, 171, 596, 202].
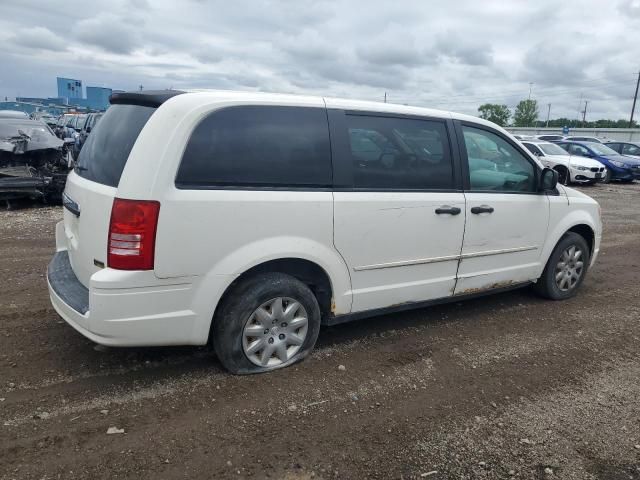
[471, 205, 494, 214]
[435, 206, 462, 215]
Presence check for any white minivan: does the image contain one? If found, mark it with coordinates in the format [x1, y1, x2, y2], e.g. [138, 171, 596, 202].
[48, 90, 602, 374]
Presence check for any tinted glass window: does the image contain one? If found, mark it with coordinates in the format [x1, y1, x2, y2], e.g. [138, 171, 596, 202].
[606, 143, 621, 153]
[523, 143, 542, 155]
[622, 143, 640, 155]
[462, 126, 536, 192]
[539, 143, 569, 155]
[566, 144, 590, 156]
[345, 115, 453, 189]
[588, 143, 618, 155]
[176, 106, 331, 188]
[76, 104, 156, 187]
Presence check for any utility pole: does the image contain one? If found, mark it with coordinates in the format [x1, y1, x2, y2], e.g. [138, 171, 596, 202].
[528, 82, 533, 100]
[545, 103, 551, 127]
[384, 92, 387, 103]
[139, 84, 144, 92]
[576, 93, 583, 124]
[630, 71, 640, 128]
[581, 100, 588, 127]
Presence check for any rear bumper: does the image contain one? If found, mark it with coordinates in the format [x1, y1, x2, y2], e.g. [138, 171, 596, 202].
[47, 250, 203, 347]
[48, 251, 89, 314]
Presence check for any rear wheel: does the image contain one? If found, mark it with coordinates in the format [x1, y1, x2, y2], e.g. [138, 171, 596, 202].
[212, 272, 321, 374]
[534, 232, 590, 300]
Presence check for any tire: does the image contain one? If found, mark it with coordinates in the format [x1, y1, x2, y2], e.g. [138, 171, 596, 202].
[555, 167, 569, 186]
[211, 272, 321, 374]
[602, 168, 612, 184]
[534, 232, 590, 300]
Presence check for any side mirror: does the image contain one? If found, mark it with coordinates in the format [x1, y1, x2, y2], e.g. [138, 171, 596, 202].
[539, 167, 558, 192]
[86, 126, 91, 133]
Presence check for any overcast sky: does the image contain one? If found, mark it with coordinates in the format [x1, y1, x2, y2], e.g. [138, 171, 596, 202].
[1, 0, 639, 120]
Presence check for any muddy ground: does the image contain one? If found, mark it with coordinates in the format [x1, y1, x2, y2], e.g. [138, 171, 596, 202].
[1, 183, 639, 480]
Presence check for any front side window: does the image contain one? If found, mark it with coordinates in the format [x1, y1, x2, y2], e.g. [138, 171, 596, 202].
[346, 115, 453, 189]
[176, 106, 331, 188]
[622, 143, 640, 155]
[462, 125, 536, 192]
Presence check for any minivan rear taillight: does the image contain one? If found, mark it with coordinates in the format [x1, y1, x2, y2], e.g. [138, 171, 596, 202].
[108, 198, 160, 270]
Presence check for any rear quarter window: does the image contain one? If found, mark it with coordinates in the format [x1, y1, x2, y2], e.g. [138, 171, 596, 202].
[176, 106, 332, 188]
[75, 104, 156, 187]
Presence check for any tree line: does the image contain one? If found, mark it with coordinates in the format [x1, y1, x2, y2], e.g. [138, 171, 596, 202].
[477, 100, 637, 128]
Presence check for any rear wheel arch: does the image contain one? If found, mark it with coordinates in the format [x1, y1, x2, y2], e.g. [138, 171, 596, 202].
[212, 258, 334, 331]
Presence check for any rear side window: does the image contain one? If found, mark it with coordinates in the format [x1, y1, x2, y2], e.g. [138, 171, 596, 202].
[176, 106, 332, 188]
[76, 104, 156, 187]
[345, 115, 454, 189]
[566, 144, 591, 156]
[523, 143, 542, 156]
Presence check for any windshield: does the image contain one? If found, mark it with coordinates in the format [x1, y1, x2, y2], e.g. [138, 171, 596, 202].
[586, 143, 618, 156]
[539, 143, 569, 156]
[0, 119, 63, 151]
[76, 104, 156, 187]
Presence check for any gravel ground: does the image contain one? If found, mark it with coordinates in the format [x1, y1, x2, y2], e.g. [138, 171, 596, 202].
[0, 183, 639, 480]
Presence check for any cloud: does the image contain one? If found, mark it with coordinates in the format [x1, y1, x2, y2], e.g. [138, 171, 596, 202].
[435, 33, 493, 66]
[618, 0, 640, 17]
[0, 0, 637, 120]
[8, 26, 67, 52]
[357, 33, 426, 68]
[75, 13, 142, 54]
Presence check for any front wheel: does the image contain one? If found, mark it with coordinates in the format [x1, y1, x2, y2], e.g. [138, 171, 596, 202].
[211, 272, 321, 374]
[602, 168, 612, 183]
[555, 167, 569, 186]
[534, 232, 590, 300]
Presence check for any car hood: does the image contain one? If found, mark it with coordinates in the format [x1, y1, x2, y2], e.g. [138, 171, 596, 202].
[558, 184, 598, 203]
[566, 155, 606, 168]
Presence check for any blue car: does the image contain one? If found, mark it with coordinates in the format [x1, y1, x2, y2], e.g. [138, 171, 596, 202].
[554, 140, 640, 183]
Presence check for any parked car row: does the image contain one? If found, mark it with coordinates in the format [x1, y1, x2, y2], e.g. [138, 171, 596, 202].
[513, 134, 608, 143]
[518, 135, 640, 184]
[53, 112, 103, 159]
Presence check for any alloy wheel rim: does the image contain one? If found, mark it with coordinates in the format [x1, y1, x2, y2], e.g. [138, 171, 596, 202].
[242, 297, 309, 367]
[554, 245, 584, 292]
